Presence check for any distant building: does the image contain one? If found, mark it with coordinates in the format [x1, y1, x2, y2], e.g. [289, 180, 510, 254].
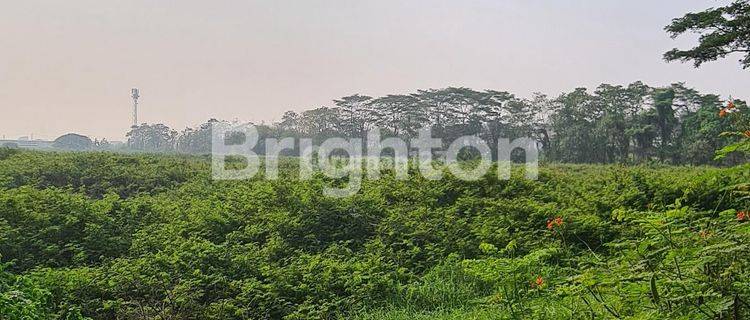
[53, 133, 93, 150]
[0, 139, 54, 150]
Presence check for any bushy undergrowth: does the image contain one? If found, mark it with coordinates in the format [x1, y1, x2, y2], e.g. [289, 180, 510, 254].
[0, 150, 748, 319]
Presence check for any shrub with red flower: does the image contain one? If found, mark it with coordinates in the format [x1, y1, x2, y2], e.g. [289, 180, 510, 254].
[531, 275, 544, 288]
[715, 98, 749, 161]
[546, 216, 564, 230]
[718, 100, 739, 117]
[719, 108, 728, 118]
[738, 211, 748, 221]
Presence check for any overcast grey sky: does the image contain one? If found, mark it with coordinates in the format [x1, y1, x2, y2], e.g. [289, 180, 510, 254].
[1, 0, 749, 140]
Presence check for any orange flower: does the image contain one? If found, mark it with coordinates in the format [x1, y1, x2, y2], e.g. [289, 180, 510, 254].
[727, 101, 736, 109]
[744, 130, 750, 138]
[546, 216, 564, 230]
[534, 275, 544, 287]
[719, 108, 728, 118]
[737, 211, 747, 221]
[554, 217, 564, 226]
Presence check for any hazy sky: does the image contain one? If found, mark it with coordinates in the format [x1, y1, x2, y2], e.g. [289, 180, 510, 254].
[1, 0, 749, 141]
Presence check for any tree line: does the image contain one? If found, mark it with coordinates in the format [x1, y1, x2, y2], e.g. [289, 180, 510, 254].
[124, 82, 747, 165]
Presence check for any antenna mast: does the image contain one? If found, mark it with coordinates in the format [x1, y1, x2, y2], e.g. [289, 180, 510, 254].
[130, 88, 140, 127]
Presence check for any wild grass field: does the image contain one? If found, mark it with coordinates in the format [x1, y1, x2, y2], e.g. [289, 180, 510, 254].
[0, 149, 748, 319]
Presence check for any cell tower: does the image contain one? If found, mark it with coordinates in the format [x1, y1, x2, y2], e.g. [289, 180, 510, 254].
[130, 88, 140, 127]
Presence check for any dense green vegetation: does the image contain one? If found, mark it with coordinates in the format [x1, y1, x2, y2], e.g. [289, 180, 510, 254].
[0, 149, 748, 319]
[3, 2, 749, 319]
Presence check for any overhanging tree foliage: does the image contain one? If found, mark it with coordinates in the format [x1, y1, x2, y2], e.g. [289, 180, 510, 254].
[664, 0, 750, 68]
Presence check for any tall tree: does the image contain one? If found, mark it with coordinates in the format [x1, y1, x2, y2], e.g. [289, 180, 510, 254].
[548, 88, 603, 163]
[652, 89, 679, 162]
[299, 107, 342, 138]
[176, 119, 219, 154]
[127, 123, 177, 152]
[593, 84, 630, 163]
[278, 111, 301, 135]
[334, 94, 372, 137]
[369, 95, 408, 136]
[664, 0, 750, 68]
